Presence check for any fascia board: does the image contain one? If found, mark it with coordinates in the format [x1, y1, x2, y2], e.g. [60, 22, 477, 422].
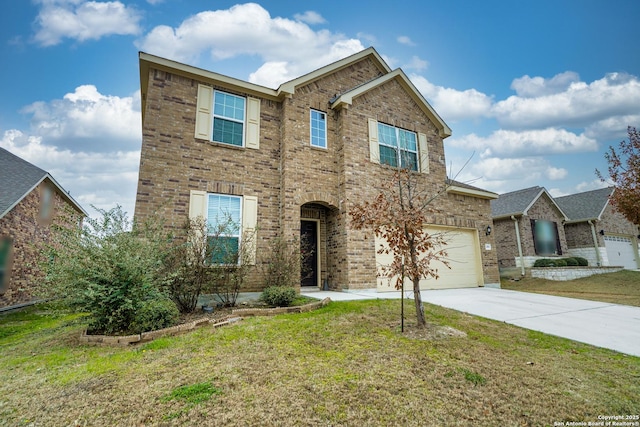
[139, 52, 280, 122]
[523, 189, 569, 221]
[277, 47, 390, 96]
[331, 69, 452, 138]
[447, 185, 498, 200]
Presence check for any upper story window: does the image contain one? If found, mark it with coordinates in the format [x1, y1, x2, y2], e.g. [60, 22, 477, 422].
[377, 123, 418, 171]
[213, 91, 245, 147]
[310, 109, 327, 148]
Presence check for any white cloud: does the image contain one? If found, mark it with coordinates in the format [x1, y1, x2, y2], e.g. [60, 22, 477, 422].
[293, 11, 326, 24]
[1, 129, 140, 216]
[403, 56, 428, 71]
[410, 74, 493, 122]
[20, 85, 141, 152]
[397, 36, 415, 46]
[493, 72, 640, 129]
[33, 0, 141, 46]
[448, 128, 598, 158]
[585, 114, 640, 140]
[135, 3, 364, 87]
[510, 71, 580, 98]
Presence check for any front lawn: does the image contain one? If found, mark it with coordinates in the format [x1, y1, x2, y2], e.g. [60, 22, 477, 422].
[502, 270, 640, 307]
[0, 299, 638, 426]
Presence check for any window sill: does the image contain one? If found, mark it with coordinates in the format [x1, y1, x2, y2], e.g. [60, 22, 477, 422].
[206, 140, 246, 151]
[310, 145, 328, 152]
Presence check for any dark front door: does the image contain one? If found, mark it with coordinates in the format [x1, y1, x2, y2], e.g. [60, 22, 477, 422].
[300, 220, 318, 287]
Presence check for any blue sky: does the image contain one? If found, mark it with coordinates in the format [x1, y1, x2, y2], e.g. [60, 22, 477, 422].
[1, 0, 639, 218]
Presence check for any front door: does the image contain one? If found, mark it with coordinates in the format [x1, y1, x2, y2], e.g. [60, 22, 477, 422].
[300, 220, 318, 287]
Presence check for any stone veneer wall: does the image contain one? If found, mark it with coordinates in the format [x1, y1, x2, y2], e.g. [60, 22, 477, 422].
[531, 266, 623, 281]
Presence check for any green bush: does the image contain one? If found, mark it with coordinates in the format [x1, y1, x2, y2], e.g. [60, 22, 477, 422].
[554, 259, 568, 267]
[40, 206, 173, 334]
[533, 258, 553, 267]
[564, 257, 578, 266]
[260, 286, 297, 307]
[129, 297, 180, 334]
[574, 257, 589, 266]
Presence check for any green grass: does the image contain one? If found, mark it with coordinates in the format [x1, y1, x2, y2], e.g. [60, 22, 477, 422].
[0, 298, 638, 426]
[502, 270, 640, 306]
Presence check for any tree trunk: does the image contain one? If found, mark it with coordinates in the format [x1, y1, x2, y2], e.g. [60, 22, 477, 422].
[413, 278, 426, 328]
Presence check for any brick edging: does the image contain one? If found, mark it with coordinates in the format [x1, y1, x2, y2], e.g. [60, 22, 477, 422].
[79, 297, 332, 347]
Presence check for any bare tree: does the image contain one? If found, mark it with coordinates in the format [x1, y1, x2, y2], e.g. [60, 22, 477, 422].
[350, 166, 451, 328]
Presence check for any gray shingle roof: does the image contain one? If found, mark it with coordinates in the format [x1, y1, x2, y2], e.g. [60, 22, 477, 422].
[0, 147, 49, 218]
[555, 187, 613, 221]
[0, 147, 86, 218]
[491, 186, 545, 218]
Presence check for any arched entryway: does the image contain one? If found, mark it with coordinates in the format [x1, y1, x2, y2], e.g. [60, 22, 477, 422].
[300, 202, 340, 288]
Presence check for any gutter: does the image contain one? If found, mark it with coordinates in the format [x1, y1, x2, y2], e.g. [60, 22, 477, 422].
[588, 220, 602, 266]
[512, 215, 525, 276]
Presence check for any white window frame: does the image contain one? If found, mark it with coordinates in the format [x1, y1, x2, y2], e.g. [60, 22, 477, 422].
[207, 193, 243, 264]
[310, 109, 327, 148]
[377, 122, 418, 171]
[212, 90, 246, 147]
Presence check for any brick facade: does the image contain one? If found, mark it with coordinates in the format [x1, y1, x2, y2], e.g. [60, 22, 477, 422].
[134, 49, 500, 291]
[494, 193, 567, 268]
[0, 182, 82, 307]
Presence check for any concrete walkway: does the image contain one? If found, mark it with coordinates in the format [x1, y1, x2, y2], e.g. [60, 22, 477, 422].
[301, 287, 640, 357]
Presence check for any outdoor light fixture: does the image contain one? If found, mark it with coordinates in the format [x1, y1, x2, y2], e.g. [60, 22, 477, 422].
[599, 229, 605, 236]
[486, 225, 492, 236]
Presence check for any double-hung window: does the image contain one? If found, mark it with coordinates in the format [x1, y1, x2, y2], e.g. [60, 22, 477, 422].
[213, 91, 245, 147]
[310, 110, 327, 148]
[207, 194, 242, 263]
[377, 123, 418, 171]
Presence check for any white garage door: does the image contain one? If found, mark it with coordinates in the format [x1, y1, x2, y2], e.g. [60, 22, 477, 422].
[376, 226, 483, 291]
[604, 235, 638, 269]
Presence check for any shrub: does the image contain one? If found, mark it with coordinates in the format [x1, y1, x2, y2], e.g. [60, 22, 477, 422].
[260, 236, 314, 289]
[554, 259, 568, 267]
[574, 257, 589, 266]
[533, 258, 553, 267]
[129, 297, 180, 334]
[260, 286, 297, 307]
[564, 257, 579, 266]
[40, 206, 173, 334]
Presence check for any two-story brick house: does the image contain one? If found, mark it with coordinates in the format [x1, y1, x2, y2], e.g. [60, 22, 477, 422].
[134, 47, 500, 292]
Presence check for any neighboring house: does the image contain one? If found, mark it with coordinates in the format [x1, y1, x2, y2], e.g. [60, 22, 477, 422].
[134, 47, 500, 292]
[491, 187, 569, 270]
[491, 186, 639, 270]
[556, 187, 639, 269]
[0, 147, 86, 308]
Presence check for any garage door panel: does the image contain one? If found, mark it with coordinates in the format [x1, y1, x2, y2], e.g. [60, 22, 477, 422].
[604, 235, 638, 270]
[376, 226, 483, 291]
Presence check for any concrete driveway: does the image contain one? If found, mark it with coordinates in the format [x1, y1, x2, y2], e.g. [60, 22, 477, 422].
[301, 287, 640, 357]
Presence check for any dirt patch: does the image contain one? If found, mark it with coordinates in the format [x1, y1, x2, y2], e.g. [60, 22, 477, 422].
[399, 321, 468, 340]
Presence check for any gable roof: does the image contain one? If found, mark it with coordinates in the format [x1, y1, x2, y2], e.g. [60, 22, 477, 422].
[330, 68, 452, 138]
[139, 47, 451, 137]
[0, 147, 86, 219]
[555, 187, 613, 223]
[491, 186, 568, 220]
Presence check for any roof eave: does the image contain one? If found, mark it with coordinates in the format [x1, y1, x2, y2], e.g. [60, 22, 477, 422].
[447, 185, 498, 200]
[277, 47, 391, 96]
[139, 52, 281, 123]
[330, 69, 452, 138]
[0, 174, 86, 220]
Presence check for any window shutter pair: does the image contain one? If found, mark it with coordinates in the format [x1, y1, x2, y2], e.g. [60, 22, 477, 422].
[195, 84, 260, 149]
[189, 190, 258, 264]
[367, 118, 429, 173]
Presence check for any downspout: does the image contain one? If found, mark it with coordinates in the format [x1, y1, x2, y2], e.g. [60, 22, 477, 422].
[511, 215, 525, 276]
[588, 220, 602, 266]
